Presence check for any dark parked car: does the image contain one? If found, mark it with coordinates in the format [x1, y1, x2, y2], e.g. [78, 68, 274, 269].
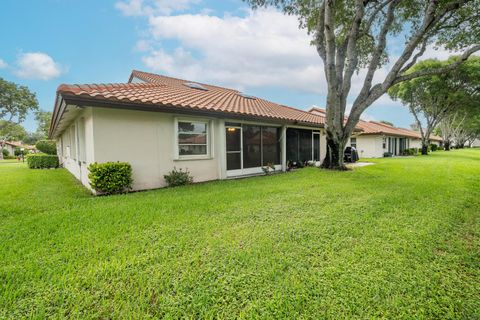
[344, 146, 359, 163]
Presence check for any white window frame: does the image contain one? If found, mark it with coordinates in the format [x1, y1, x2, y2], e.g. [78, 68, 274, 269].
[174, 117, 212, 160]
[350, 137, 357, 148]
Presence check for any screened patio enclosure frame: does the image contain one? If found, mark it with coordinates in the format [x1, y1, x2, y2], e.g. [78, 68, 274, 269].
[225, 124, 321, 177]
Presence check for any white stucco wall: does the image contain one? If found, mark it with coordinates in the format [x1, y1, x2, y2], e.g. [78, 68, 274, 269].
[350, 135, 384, 158]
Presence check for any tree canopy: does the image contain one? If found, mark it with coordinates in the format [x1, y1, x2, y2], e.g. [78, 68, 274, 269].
[0, 78, 38, 127]
[35, 110, 53, 139]
[389, 56, 480, 153]
[244, 0, 480, 168]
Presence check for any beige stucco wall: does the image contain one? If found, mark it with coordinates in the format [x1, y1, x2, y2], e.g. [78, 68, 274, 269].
[350, 135, 384, 158]
[57, 107, 326, 192]
[56, 108, 95, 189]
[3, 144, 16, 156]
[91, 108, 223, 191]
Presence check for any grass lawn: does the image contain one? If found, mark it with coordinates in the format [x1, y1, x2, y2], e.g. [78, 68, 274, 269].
[1, 149, 479, 319]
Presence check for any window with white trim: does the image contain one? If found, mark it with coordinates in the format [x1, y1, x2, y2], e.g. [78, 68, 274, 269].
[177, 120, 209, 158]
[350, 137, 357, 148]
[77, 118, 86, 162]
[70, 125, 77, 160]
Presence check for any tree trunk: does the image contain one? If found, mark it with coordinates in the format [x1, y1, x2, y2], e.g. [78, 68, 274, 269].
[444, 141, 450, 151]
[421, 143, 429, 155]
[0, 141, 4, 160]
[321, 135, 348, 170]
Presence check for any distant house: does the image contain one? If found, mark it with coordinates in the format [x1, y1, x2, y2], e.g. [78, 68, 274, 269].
[309, 107, 442, 158]
[1, 141, 36, 157]
[2, 141, 21, 156]
[50, 71, 329, 191]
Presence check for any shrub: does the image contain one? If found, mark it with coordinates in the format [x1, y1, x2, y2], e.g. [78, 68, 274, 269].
[383, 152, 393, 157]
[164, 167, 193, 187]
[401, 148, 418, 156]
[2, 148, 9, 157]
[88, 162, 133, 195]
[36, 140, 57, 155]
[14, 147, 29, 156]
[430, 144, 439, 151]
[26, 154, 59, 169]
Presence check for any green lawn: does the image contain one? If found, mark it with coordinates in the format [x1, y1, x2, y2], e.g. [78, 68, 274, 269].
[1, 150, 479, 319]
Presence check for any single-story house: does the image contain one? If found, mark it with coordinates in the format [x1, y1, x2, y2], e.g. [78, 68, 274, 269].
[1, 141, 24, 156]
[50, 70, 330, 191]
[309, 107, 443, 158]
[3, 141, 31, 156]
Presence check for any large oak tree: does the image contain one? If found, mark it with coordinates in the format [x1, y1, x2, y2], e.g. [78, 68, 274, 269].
[390, 56, 479, 154]
[245, 0, 480, 168]
[0, 78, 38, 159]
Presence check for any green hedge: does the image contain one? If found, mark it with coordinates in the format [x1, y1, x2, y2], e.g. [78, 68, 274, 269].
[88, 162, 133, 195]
[36, 140, 57, 155]
[26, 154, 59, 169]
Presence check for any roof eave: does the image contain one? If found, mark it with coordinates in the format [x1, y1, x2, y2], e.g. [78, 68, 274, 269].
[53, 94, 326, 129]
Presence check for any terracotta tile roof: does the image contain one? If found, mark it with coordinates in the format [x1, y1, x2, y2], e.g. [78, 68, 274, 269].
[54, 71, 326, 129]
[3, 141, 23, 147]
[308, 107, 442, 141]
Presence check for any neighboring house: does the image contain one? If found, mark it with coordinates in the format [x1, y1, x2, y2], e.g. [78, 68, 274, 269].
[309, 107, 442, 158]
[50, 70, 329, 191]
[2, 141, 21, 156]
[1, 141, 36, 157]
[470, 139, 480, 147]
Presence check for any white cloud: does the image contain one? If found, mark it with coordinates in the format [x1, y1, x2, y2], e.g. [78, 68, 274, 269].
[115, 0, 200, 16]
[15, 52, 63, 80]
[0, 59, 7, 68]
[141, 9, 326, 94]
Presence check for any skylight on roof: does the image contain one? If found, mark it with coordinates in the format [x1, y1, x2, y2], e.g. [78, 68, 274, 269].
[239, 93, 256, 100]
[184, 82, 208, 91]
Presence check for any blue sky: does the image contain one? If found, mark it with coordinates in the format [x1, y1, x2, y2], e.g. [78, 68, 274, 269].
[1, 0, 445, 132]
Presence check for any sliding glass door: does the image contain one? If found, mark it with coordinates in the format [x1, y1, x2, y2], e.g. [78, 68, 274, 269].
[226, 126, 242, 171]
[226, 123, 281, 176]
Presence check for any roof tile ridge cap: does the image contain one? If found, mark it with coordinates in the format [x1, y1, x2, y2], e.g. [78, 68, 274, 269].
[278, 102, 320, 116]
[132, 69, 240, 92]
[369, 120, 397, 128]
[308, 107, 326, 113]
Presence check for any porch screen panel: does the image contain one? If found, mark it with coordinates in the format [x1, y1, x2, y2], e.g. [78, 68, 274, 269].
[226, 127, 241, 170]
[299, 130, 312, 162]
[242, 125, 261, 168]
[313, 134, 320, 161]
[286, 129, 299, 162]
[262, 127, 280, 165]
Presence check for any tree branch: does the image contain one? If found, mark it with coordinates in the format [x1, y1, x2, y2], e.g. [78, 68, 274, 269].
[393, 44, 480, 84]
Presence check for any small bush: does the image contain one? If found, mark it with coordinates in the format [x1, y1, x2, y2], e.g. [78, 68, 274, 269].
[401, 148, 418, 156]
[36, 140, 57, 155]
[430, 144, 439, 151]
[88, 162, 133, 195]
[164, 167, 193, 187]
[26, 154, 59, 169]
[383, 152, 393, 157]
[14, 147, 29, 156]
[2, 148, 9, 157]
